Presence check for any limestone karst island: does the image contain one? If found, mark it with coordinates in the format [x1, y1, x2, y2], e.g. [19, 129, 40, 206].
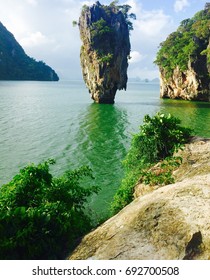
[0, 22, 59, 81]
[155, 2, 210, 101]
[76, 1, 135, 103]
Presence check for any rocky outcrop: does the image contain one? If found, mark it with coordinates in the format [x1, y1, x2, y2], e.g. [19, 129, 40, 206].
[79, 2, 131, 103]
[159, 58, 210, 101]
[155, 5, 210, 101]
[69, 139, 210, 260]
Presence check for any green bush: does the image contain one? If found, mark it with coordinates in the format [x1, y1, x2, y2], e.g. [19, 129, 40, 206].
[0, 160, 98, 260]
[111, 112, 192, 214]
[138, 156, 183, 186]
[125, 113, 192, 167]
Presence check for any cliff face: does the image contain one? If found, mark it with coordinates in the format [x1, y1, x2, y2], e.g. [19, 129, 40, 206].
[155, 6, 210, 101]
[79, 2, 131, 103]
[0, 22, 59, 81]
[159, 56, 210, 101]
[69, 139, 210, 260]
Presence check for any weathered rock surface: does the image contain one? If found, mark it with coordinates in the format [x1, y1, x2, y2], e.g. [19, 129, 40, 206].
[173, 137, 210, 180]
[79, 2, 131, 103]
[69, 139, 210, 260]
[159, 58, 210, 101]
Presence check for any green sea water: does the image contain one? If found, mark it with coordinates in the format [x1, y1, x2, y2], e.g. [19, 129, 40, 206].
[0, 80, 209, 219]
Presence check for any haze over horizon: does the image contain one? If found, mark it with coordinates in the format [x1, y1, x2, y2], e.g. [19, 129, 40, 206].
[0, 0, 207, 80]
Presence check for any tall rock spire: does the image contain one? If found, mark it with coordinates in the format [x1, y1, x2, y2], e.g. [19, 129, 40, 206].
[78, 2, 132, 104]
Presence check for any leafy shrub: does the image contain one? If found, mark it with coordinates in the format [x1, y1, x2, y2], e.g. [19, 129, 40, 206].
[111, 112, 192, 214]
[124, 113, 192, 167]
[110, 170, 140, 213]
[0, 160, 98, 260]
[138, 156, 183, 186]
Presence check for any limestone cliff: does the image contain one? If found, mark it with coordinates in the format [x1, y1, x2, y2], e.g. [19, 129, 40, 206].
[78, 2, 132, 103]
[155, 5, 210, 101]
[159, 57, 210, 101]
[69, 139, 210, 260]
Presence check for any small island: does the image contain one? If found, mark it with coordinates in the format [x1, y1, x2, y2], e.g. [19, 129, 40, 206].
[0, 22, 59, 81]
[77, 1, 135, 103]
[155, 4, 210, 101]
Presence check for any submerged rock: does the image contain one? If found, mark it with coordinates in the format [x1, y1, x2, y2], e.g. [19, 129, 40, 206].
[78, 2, 132, 103]
[69, 139, 210, 260]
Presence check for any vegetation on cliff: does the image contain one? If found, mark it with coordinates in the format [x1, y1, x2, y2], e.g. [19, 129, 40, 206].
[111, 113, 192, 214]
[154, 7, 210, 79]
[79, 1, 135, 60]
[86, 1, 135, 63]
[0, 22, 59, 81]
[0, 160, 98, 259]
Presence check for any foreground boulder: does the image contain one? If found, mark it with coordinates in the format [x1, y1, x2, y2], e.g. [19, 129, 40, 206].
[78, 2, 132, 103]
[69, 139, 210, 260]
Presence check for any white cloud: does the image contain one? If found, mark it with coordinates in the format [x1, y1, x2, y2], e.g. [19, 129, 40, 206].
[174, 0, 190, 12]
[20, 32, 52, 47]
[124, 0, 140, 14]
[25, 0, 38, 6]
[134, 9, 173, 38]
[123, 0, 178, 80]
[129, 51, 144, 64]
[81, 0, 95, 5]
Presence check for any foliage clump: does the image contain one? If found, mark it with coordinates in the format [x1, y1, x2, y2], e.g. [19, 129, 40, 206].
[0, 160, 98, 259]
[80, 1, 136, 64]
[154, 8, 210, 78]
[111, 113, 192, 214]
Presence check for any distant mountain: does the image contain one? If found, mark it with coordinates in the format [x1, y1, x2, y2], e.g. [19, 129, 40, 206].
[151, 78, 160, 84]
[128, 77, 160, 83]
[0, 22, 59, 81]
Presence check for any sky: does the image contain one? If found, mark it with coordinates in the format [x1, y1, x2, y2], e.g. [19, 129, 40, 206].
[0, 0, 207, 80]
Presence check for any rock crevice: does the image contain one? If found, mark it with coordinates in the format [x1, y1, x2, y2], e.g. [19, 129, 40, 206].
[159, 56, 210, 101]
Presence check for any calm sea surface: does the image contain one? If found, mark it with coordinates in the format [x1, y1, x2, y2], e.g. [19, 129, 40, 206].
[0, 81, 210, 219]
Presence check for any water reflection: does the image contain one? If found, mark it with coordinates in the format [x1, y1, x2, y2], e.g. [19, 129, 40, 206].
[71, 103, 129, 217]
[160, 99, 210, 137]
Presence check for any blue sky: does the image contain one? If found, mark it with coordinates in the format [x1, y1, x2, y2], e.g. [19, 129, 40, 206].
[0, 0, 207, 80]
